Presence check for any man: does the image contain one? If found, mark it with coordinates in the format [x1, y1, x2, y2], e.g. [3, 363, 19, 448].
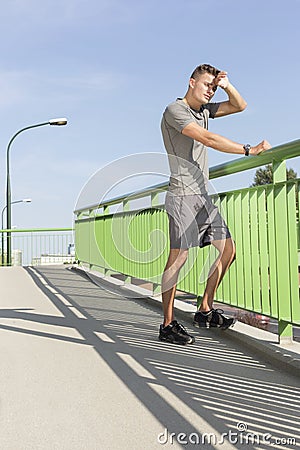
[159, 64, 271, 345]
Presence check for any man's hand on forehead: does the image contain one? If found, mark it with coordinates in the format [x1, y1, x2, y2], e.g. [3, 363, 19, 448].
[213, 71, 229, 90]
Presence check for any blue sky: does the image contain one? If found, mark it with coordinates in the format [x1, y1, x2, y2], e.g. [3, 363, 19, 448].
[0, 0, 299, 228]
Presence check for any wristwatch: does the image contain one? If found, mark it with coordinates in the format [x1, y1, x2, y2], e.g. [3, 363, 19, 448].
[243, 144, 251, 156]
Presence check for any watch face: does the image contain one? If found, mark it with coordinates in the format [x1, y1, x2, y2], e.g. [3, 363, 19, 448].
[243, 144, 251, 156]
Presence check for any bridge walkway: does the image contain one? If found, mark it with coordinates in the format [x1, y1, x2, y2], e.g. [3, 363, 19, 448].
[0, 265, 299, 449]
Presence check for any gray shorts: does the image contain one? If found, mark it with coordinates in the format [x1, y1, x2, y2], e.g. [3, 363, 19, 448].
[165, 192, 231, 249]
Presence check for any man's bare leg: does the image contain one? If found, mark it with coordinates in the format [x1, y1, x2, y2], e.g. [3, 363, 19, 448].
[199, 238, 236, 312]
[161, 248, 188, 326]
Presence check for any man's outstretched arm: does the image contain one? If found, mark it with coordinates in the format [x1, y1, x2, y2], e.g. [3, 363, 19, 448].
[182, 122, 271, 156]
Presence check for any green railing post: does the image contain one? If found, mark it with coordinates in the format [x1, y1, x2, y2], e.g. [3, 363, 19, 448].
[278, 319, 293, 343]
[273, 160, 286, 184]
[103, 205, 110, 215]
[102, 205, 112, 276]
[89, 208, 95, 272]
[151, 192, 161, 295]
[273, 159, 293, 343]
[123, 200, 132, 284]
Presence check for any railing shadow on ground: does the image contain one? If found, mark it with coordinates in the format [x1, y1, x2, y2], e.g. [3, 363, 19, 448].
[1, 265, 298, 449]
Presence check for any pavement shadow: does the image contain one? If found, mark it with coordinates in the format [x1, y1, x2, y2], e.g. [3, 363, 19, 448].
[14, 265, 300, 450]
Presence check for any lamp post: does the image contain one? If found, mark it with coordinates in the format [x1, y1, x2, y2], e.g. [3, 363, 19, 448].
[6, 118, 67, 266]
[1, 199, 31, 266]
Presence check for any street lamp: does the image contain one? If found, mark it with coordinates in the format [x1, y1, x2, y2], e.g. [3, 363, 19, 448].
[1, 199, 32, 265]
[6, 118, 67, 266]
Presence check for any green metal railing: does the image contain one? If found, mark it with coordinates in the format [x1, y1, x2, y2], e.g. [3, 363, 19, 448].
[0, 228, 74, 266]
[74, 140, 300, 342]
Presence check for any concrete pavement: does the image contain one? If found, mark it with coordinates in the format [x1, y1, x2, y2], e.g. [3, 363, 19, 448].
[0, 265, 299, 450]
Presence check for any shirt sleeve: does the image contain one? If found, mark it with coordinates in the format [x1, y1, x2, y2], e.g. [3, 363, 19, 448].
[205, 102, 220, 118]
[163, 103, 194, 132]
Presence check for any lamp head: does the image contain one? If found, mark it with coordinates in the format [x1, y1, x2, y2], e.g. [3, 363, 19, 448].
[23, 198, 32, 203]
[49, 118, 68, 126]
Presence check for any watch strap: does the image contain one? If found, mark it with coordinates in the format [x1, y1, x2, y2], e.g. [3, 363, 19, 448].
[243, 144, 251, 156]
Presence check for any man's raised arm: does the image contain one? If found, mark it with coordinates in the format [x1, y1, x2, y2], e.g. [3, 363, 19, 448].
[213, 71, 247, 117]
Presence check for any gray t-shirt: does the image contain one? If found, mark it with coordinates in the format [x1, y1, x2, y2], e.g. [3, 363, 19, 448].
[161, 98, 219, 195]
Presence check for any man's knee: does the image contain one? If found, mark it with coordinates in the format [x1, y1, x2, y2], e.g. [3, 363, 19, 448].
[216, 238, 235, 262]
[178, 249, 189, 267]
[169, 248, 189, 269]
[226, 239, 236, 263]
[231, 247, 236, 264]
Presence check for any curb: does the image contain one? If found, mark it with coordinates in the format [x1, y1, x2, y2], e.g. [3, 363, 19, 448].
[226, 323, 300, 373]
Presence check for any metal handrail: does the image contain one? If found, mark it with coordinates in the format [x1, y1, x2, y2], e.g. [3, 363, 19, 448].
[0, 228, 73, 233]
[209, 138, 300, 179]
[74, 139, 300, 213]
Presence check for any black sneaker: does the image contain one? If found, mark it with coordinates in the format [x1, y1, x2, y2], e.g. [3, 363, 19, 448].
[193, 310, 213, 328]
[159, 320, 195, 345]
[211, 308, 236, 329]
[193, 309, 235, 330]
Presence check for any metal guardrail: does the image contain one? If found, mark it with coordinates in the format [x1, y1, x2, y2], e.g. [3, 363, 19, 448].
[74, 140, 300, 342]
[0, 228, 74, 266]
[74, 139, 300, 213]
